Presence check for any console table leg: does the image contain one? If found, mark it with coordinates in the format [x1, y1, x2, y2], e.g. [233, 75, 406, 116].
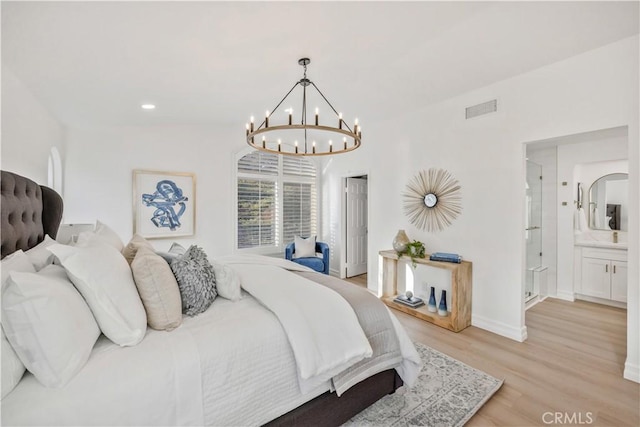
[381, 256, 397, 297]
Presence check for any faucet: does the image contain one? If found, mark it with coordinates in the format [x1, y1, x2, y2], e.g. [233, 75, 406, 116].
[613, 231, 618, 244]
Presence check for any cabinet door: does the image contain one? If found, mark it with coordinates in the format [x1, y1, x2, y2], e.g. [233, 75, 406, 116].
[611, 261, 628, 302]
[581, 257, 611, 299]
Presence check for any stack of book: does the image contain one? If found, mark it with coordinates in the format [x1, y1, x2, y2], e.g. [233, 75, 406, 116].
[429, 252, 462, 263]
[393, 294, 425, 308]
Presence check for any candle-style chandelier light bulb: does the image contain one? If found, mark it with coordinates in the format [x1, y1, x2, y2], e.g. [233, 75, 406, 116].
[245, 58, 361, 156]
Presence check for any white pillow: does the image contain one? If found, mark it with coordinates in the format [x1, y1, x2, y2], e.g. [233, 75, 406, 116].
[47, 243, 147, 346]
[76, 220, 124, 251]
[211, 261, 242, 302]
[1, 250, 35, 289]
[1, 334, 24, 399]
[294, 235, 316, 258]
[25, 235, 57, 271]
[2, 265, 100, 388]
[0, 251, 32, 398]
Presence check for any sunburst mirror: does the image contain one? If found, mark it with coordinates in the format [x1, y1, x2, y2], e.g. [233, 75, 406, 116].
[402, 168, 462, 232]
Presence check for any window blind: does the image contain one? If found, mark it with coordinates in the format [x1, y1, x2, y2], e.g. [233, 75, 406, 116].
[238, 151, 278, 175]
[283, 182, 316, 244]
[283, 156, 316, 177]
[237, 178, 277, 249]
[237, 151, 317, 250]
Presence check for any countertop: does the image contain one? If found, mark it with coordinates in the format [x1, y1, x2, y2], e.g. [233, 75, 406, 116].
[574, 240, 628, 250]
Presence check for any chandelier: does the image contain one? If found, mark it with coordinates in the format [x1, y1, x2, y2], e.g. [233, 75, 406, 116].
[246, 58, 361, 156]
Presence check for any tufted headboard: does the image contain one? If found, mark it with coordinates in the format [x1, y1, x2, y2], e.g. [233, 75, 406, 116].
[1, 171, 64, 259]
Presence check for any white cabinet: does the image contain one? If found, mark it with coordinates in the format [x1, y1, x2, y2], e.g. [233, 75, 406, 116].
[581, 257, 612, 299]
[610, 261, 628, 302]
[575, 246, 627, 304]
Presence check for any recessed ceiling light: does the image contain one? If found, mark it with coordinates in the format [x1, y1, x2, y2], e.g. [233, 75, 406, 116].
[141, 104, 156, 110]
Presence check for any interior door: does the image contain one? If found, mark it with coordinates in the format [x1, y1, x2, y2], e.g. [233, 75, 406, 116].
[346, 177, 367, 277]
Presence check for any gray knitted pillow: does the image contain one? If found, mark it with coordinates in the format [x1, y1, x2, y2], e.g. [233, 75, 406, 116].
[170, 245, 217, 316]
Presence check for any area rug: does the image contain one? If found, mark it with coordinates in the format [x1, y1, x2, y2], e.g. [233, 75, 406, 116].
[345, 343, 503, 427]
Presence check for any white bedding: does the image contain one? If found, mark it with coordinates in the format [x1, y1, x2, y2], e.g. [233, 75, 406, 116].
[236, 263, 373, 392]
[221, 255, 421, 390]
[2, 259, 420, 426]
[2, 314, 205, 426]
[2, 294, 327, 426]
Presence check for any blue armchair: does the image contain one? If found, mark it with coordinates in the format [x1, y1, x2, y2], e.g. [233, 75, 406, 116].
[285, 241, 330, 275]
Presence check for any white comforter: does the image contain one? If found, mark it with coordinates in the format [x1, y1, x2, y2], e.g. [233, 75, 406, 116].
[2, 258, 420, 426]
[221, 255, 421, 391]
[234, 263, 373, 392]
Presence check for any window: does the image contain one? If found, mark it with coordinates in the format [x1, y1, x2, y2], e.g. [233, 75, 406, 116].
[47, 147, 63, 194]
[236, 150, 317, 251]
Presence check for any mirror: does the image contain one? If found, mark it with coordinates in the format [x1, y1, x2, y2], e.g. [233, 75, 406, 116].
[424, 193, 438, 208]
[588, 173, 628, 231]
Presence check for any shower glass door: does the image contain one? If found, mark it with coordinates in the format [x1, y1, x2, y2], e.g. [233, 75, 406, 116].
[525, 160, 542, 302]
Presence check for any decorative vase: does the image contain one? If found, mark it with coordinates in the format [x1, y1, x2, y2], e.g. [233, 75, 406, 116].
[438, 289, 448, 316]
[427, 286, 437, 313]
[393, 229, 410, 253]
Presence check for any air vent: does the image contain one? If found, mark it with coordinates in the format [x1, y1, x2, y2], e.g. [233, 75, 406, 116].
[465, 99, 497, 119]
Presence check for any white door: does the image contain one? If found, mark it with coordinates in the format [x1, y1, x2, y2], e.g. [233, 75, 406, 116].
[346, 177, 368, 277]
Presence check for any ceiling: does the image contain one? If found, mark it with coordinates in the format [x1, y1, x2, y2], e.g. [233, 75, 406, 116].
[2, 1, 638, 129]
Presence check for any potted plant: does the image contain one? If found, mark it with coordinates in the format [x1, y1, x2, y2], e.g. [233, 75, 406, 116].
[397, 240, 426, 267]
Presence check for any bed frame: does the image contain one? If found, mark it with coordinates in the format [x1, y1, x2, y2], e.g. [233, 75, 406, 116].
[1, 171, 63, 259]
[0, 170, 402, 426]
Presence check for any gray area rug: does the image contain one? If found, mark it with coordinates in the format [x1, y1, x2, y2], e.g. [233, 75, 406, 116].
[345, 343, 503, 427]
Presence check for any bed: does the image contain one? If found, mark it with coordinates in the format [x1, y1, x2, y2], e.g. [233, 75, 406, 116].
[0, 170, 420, 426]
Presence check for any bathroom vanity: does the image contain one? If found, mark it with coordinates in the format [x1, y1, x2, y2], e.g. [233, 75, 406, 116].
[572, 171, 628, 308]
[574, 238, 627, 307]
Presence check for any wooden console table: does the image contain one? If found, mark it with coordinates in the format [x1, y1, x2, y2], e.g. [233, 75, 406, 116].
[379, 250, 472, 332]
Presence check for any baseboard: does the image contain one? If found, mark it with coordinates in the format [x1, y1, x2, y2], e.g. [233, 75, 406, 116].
[472, 314, 527, 342]
[575, 294, 627, 309]
[525, 295, 541, 311]
[624, 361, 640, 383]
[554, 290, 575, 302]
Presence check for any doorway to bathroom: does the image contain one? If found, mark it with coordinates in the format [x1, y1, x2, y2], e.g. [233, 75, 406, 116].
[523, 126, 629, 310]
[523, 125, 634, 384]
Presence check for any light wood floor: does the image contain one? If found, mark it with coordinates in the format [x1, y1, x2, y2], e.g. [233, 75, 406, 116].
[345, 273, 368, 288]
[343, 275, 639, 426]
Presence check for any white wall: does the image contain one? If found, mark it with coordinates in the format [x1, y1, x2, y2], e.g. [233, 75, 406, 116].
[1, 66, 65, 185]
[63, 125, 240, 255]
[321, 35, 639, 382]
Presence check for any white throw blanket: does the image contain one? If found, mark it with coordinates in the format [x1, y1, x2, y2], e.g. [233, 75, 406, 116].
[218, 254, 316, 272]
[220, 255, 421, 390]
[221, 256, 373, 392]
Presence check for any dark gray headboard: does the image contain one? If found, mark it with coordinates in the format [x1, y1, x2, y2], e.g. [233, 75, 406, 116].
[1, 171, 64, 259]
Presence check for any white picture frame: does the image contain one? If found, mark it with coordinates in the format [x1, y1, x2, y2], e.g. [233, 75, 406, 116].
[133, 170, 196, 239]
